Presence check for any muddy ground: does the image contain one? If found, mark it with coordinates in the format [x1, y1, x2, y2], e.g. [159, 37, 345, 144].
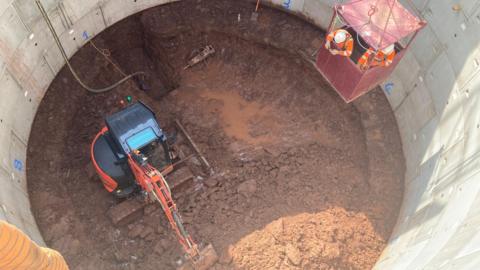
[27, 1, 405, 269]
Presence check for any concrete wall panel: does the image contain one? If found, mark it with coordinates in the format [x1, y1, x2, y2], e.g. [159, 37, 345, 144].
[408, 26, 442, 72]
[61, 0, 101, 22]
[463, 76, 480, 158]
[12, 0, 61, 30]
[302, 0, 332, 28]
[0, 168, 43, 245]
[100, 0, 177, 27]
[0, 6, 28, 49]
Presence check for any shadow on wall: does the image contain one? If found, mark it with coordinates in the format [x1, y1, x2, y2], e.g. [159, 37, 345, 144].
[378, 0, 480, 266]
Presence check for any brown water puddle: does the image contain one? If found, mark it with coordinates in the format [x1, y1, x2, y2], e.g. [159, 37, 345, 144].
[198, 89, 279, 145]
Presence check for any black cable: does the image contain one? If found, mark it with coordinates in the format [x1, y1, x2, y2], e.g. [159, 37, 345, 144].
[35, 0, 144, 93]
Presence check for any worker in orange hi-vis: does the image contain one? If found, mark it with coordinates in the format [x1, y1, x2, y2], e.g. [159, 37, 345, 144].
[0, 221, 69, 270]
[324, 29, 354, 57]
[358, 44, 396, 70]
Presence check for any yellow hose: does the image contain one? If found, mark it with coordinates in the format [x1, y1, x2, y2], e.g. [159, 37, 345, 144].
[0, 221, 69, 270]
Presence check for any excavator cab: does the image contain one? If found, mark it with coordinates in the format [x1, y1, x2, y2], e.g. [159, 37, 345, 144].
[91, 102, 172, 198]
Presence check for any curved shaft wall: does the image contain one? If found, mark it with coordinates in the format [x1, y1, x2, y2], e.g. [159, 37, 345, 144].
[0, 0, 479, 269]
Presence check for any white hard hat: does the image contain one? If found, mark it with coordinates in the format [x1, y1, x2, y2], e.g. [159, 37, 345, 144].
[382, 44, 395, 54]
[334, 31, 347, 43]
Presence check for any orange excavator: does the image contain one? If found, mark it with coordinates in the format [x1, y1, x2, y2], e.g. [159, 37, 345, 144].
[91, 101, 217, 269]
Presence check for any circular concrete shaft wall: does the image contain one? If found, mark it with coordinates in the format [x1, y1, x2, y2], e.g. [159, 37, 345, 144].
[0, 0, 479, 269]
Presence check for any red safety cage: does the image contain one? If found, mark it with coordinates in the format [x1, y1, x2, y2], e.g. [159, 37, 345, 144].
[316, 0, 426, 103]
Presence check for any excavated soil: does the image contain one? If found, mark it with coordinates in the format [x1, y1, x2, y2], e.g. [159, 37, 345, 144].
[27, 1, 405, 269]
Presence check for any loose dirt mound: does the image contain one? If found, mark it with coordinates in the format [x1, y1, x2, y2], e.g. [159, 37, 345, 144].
[27, 1, 404, 269]
[231, 208, 383, 269]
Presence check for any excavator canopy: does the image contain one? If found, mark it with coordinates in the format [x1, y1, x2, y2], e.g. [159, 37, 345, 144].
[105, 102, 167, 154]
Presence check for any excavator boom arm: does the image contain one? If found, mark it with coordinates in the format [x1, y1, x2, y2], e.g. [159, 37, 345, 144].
[127, 155, 199, 259]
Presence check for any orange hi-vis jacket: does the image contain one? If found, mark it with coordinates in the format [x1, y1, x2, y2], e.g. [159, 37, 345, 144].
[325, 29, 354, 57]
[358, 48, 396, 68]
[0, 221, 69, 270]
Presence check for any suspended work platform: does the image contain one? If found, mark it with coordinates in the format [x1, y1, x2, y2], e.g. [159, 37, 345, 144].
[316, 0, 426, 103]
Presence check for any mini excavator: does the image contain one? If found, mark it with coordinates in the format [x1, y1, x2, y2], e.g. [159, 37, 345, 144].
[90, 101, 217, 270]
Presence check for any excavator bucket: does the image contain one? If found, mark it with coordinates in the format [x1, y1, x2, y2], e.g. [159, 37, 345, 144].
[178, 244, 219, 270]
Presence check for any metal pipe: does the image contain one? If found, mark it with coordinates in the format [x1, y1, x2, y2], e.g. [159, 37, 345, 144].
[175, 120, 214, 176]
